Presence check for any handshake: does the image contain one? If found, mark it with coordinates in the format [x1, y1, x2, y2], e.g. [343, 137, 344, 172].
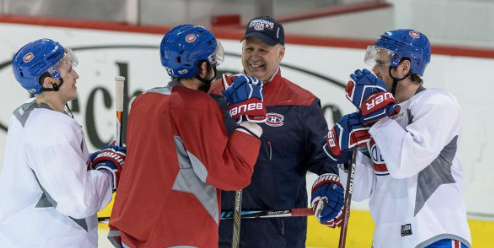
[221, 74, 267, 124]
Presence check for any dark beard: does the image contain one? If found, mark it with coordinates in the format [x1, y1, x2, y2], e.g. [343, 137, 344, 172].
[196, 63, 216, 92]
[198, 83, 211, 93]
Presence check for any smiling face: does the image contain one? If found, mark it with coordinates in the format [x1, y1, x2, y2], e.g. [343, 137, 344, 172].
[58, 62, 79, 102]
[241, 37, 285, 82]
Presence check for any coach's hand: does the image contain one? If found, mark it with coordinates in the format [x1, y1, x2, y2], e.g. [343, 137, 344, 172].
[311, 173, 344, 228]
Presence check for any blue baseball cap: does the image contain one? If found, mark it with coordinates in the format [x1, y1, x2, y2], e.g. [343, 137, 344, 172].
[242, 16, 285, 46]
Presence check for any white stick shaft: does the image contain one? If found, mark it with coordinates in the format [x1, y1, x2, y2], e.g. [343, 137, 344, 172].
[115, 76, 125, 146]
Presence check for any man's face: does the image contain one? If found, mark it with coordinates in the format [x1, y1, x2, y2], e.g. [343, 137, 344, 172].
[241, 37, 285, 82]
[371, 49, 394, 91]
[58, 59, 79, 102]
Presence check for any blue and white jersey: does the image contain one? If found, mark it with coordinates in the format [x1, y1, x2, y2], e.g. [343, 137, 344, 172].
[0, 98, 113, 248]
[341, 88, 471, 248]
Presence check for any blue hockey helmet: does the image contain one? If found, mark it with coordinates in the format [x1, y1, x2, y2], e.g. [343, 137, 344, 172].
[12, 38, 78, 94]
[364, 29, 431, 76]
[160, 24, 224, 78]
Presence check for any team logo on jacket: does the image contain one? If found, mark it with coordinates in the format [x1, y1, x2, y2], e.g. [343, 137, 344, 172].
[369, 138, 389, 176]
[265, 113, 284, 127]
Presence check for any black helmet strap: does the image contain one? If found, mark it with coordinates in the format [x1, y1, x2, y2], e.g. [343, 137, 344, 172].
[388, 63, 411, 96]
[195, 61, 217, 92]
[42, 77, 64, 92]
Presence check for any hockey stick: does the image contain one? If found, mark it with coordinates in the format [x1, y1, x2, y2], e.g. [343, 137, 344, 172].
[115, 76, 125, 146]
[338, 149, 357, 248]
[231, 189, 242, 248]
[221, 207, 313, 219]
[97, 207, 314, 222]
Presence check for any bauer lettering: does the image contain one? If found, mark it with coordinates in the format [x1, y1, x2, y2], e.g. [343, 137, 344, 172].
[365, 92, 393, 111]
[229, 102, 264, 116]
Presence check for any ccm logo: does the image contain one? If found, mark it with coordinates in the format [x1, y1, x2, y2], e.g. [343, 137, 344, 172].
[366, 92, 394, 111]
[229, 103, 263, 116]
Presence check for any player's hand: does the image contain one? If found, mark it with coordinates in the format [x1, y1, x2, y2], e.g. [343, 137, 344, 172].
[311, 173, 344, 228]
[92, 144, 126, 191]
[222, 74, 267, 124]
[359, 91, 401, 125]
[323, 113, 370, 162]
[346, 69, 400, 125]
[346, 69, 387, 108]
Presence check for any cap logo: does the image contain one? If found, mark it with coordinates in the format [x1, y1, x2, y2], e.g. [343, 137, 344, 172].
[249, 19, 274, 31]
[185, 34, 196, 43]
[409, 31, 420, 39]
[23, 52, 34, 63]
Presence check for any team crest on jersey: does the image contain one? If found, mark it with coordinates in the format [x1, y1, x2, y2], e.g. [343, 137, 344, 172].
[265, 113, 284, 127]
[369, 139, 389, 176]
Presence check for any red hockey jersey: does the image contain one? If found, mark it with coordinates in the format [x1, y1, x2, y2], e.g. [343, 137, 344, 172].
[109, 81, 260, 248]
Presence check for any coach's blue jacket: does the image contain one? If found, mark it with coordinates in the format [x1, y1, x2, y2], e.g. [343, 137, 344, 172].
[210, 69, 339, 248]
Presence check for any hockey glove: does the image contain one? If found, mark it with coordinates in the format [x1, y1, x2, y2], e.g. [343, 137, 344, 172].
[311, 173, 344, 228]
[324, 112, 370, 162]
[92, 144, 126, 191]
[346, 69, 400, 125]
[222, 74, 267, 124]
[359, 91, 401, 125]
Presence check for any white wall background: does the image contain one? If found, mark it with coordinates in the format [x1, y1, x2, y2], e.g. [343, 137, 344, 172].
[0, 23, 492, 219]
[283, 0, 494, 49]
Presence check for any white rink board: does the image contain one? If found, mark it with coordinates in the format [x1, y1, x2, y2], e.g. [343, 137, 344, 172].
[0, 23, 492, 218]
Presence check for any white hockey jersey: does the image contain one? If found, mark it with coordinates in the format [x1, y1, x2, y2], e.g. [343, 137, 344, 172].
[0, 99, 113, 248]
[340, 88, 471, 248]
